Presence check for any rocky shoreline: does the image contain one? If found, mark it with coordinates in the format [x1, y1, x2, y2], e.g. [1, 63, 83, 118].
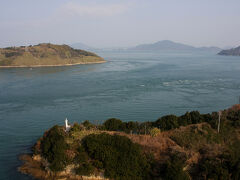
[18, 154, 107, 180]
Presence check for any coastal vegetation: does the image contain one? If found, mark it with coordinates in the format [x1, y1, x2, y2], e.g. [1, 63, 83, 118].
[81, 133, 150, 179]
[19, 105, 240, 179]
[0, 43, 105, 67]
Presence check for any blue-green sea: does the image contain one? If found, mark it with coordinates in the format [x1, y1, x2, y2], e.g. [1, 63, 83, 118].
[0, 51, 240, 179]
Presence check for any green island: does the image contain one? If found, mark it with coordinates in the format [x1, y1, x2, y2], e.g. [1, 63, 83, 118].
[19, 105, 240, 180]
[0, 43, 105, 67]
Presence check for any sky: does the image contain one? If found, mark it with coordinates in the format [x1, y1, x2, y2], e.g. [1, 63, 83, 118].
[0, 0, 240, 48]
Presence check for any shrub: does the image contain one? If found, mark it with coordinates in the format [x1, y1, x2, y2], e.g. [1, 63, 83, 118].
[149, 128, 161, 137]
[82, 120, 95, 130]
[153, 111, 214, 131]
[121, 121, 140, 134]
[139, 121, 153, 135]
[81, 133, 150, 179]
[4, 51, 21, 57]
[155, 115, 178, 130]
[41, 125, 68, 171]
[76, 151, 88, 164]
[170, 124, 221, 150]
[198, 158, 230, 179]
[103, 118, 123, 131]
[189, 111, 203, 124]
[178, 111, 205, 126]
[161, 155, 189, 180]
[227, 110, 240, 128]
[70, 123, 84, 132]
[231, 161, 240, 180]
[75, 162, 94, 176]
[93, 160, 103, 169]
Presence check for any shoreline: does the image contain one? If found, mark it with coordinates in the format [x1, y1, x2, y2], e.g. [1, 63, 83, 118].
[0, 61, 106, 68]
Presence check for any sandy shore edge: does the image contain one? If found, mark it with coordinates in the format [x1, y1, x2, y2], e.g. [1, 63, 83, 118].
[0, 61, 106, 68]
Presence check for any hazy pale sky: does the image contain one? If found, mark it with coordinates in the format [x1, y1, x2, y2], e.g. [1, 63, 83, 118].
[1, 0, 240, 48]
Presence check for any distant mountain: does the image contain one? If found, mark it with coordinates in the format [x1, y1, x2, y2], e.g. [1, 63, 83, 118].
[130, 40, 195, 51]
[223, 46, 235, 50]
[129, 40, 221, 53]
[70, 43, 94, 50]
[218, 46, 240, 56]
[198, 46, 222, 53]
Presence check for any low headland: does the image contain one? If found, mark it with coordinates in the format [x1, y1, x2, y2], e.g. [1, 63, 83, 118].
[218, 46, 240, 56]
[19, 105, 240, 180]
[0, 43, 105, 68]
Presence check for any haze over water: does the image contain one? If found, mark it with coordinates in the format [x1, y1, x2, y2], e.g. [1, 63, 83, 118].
[0, 51, 240, 179]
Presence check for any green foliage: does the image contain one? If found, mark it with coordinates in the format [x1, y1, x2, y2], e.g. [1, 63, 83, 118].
[41, 125, 68, 171]
[199, 157, 230, 179]
[231, 161, 240, 180]
[70, 123, 84, 132]
[75, 162, 94, 176]
[100, 111, 217, 134]
[153, 112, 213, 131]
[149, 127, 161, 137]
[227, 141, 240, 179]
[103, 118, 123, 131]
[198, 151, 240, 179]
[139, 121, 153, 134]
[74, 146, 95, 176]
[155, 115, 179, 130]
[161, 155, 189, 180]
[82, 120, 95, 130]
[103, 118, 149, 134]
[76, 151, 89, 164]
[227, 110, 240, 127]
[4, 51, 22, 57]
[92, 160, 103, 169]
[170, 124, 221, 150]
[81, 133, 150, 179]
[101, 111, 216, 134]
[178, 111, 204, 125]
[121, 121, 140, 134]
[191, 128, 240, 179]
[37, 108, 240, 178]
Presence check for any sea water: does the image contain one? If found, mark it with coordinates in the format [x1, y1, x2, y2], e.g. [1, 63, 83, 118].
[0, 50, 240, 179]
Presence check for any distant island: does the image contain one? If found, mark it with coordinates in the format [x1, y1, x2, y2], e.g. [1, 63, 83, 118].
[70, 42, 94, 51]
[128, 40, 221, 53]
[0, 43, 105, 68]
[69, 40, 222, 53]
[19, 105, 240, 180]
[218, 46, 240, 56]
